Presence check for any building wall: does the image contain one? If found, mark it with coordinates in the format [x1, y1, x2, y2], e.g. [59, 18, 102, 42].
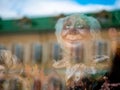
[0, 32, 58, 64]
[0, 30, 117, 65]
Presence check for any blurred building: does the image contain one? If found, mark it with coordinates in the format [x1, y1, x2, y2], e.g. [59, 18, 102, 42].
[0, 10, 120, 65]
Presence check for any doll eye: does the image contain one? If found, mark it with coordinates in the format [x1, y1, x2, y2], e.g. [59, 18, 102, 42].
[76, 24, 84, 29]
[65, 24, 71, 29]
[64, 20, 72, 29]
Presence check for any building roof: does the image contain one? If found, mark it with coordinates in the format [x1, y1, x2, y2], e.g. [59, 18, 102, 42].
[0, 16, 57, 34]
[0, 10, 120, 34]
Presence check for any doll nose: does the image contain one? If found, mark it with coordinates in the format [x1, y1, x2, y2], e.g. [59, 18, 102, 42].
[69, 28, 78, 35]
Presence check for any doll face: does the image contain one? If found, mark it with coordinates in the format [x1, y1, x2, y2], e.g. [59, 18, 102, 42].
[61, 16, 92, 48]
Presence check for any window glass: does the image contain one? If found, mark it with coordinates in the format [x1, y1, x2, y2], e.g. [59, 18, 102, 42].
[52, 43, 62, 61]
[32, 43, 42, 63]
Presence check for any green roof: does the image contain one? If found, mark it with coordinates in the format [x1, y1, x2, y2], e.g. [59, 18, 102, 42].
[0, 10, 120, 34]
[0, 17, 57, 34]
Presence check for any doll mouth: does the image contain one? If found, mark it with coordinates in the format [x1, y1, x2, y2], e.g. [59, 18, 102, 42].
[63, 38, 82, 44]
[63, 34, 84, 42]
[63, 39, 82, 48]
[66, 40, 80, 44]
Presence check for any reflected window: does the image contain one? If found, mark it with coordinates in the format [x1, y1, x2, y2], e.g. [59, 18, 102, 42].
[48, 77, 63, 90]
[52, 43, 62, 61]
[32, 43, 42, 63]
[94, 40, 108, 56]
[0, 44, 6, 50]
[12, 44, 24, 62]
[73, 44, 84, 63]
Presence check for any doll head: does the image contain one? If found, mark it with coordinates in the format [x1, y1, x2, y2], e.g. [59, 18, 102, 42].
[55, 14, 101, 50]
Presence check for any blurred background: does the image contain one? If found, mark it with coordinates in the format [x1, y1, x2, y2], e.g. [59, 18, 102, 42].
[0, 0, 120, 65]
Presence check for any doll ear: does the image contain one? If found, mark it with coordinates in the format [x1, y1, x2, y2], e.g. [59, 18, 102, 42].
[108, 28, 119, 53]
[108, 28, 118, 40]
